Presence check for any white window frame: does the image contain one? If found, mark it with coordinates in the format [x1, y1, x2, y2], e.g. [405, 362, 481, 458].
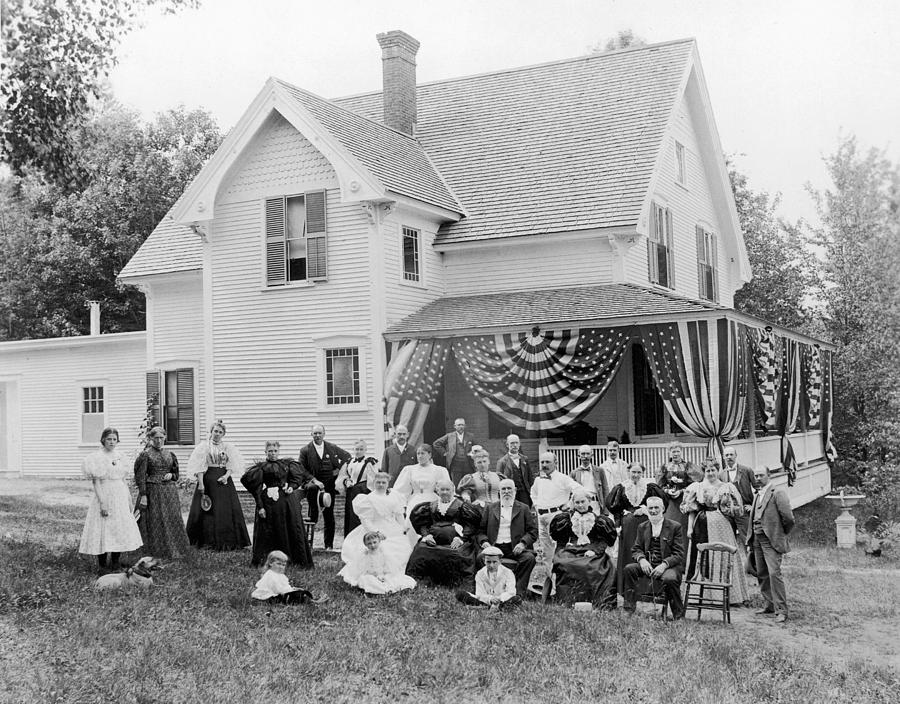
[77, 379, 108, 446]
[675, 140, 687, 187]
[401, 225, 423, 285]
[696, 224, 719, 303]
[262, 190, 327, 289]
[648, 200, 675, 289]
[312, 336, 368, 412]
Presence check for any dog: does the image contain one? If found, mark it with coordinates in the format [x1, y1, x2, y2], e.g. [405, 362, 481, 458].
[94, 556, 162, 591]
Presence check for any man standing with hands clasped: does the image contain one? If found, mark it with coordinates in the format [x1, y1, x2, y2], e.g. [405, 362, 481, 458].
[748, 466, 795, 624]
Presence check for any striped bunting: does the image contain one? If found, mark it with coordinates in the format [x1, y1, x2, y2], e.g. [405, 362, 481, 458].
[383, 339, 451, 447]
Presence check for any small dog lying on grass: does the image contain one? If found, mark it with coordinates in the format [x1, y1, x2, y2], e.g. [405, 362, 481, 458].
[94, 556, 161, 591]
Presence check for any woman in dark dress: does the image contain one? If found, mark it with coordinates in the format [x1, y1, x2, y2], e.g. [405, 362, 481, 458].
[405, 480, 481, 586]
[335, 439, 379, 537]
[549, 488, 618, 608]
[241, 441, 313, 568]
[134, 426, 190, 558]
[656, 441, 697, 553]
[605, 462, 667, 595]
[185, 420, 251, 551]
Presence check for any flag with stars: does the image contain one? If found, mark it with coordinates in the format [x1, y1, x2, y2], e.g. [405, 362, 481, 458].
[451, 327, 631, 431]
[639, 318, 748, 458]
[383, 338, 451, 447]
[820, 348, 837, 462]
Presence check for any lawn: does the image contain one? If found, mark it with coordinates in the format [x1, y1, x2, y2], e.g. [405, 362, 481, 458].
[1, 480, 898, 703]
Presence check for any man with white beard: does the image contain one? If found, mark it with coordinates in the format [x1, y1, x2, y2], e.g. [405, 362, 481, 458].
[621, 496, 685, 619]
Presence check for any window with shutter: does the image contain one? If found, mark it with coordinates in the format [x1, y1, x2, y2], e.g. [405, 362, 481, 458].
[648, 202, 673, 289]
[145, 371, 161, 428]
[265, 191, 327, 285]
[696, 225, 719, 302]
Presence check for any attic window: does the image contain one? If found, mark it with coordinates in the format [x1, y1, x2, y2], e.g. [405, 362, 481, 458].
[265, 191, 327, 285]
[675, 141, 687, 186]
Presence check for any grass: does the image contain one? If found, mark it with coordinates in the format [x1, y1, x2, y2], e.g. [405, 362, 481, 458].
[1, 484, 899, 703]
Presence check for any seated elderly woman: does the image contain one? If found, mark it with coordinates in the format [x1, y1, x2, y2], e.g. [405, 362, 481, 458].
[405, 479, 482, 586]
[547, 487, 618, 608]
[457, 447, 507, 505]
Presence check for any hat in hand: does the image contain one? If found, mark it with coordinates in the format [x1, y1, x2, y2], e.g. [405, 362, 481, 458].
[317, 491, 332, 510]
[133, 507, 142, 522]
[200, 494, 213, 512]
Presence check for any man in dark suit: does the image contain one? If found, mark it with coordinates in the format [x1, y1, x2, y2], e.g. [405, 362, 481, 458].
[380, 424, 417, 485]
[622, 496, 685, 619]
[298, 424, 351, 550]
[495, 434, 538, 507]
[432, 417, 477, 486]
[747, 466, 795, 624]
[476, 479, 538, 597]
[719, 445, 755, 543]
[570, 444, 610, 514]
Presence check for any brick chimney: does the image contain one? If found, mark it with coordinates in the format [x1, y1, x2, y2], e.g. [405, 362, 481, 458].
[376, 30, 420, 135]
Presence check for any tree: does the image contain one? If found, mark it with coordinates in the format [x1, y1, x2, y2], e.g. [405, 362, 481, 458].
[590, 29, 647, 53]
[1, 0, 199, 189]
[0, 102, 221, 340]
[730, 164, 821, 332]
[811, 136, 900, 462]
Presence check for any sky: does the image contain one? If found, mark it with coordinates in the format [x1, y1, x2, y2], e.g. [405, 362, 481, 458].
[108, 0, 900, 226]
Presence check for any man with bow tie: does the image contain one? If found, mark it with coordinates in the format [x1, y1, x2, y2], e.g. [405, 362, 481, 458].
[531, 451, 581, 585]
[570, 444, 610, 514]
[718, 445, 755, 543]
[495, 434, 538, 507]
[747, 466, 794, 624]
[476, 478, 538, 597]
[298, 424, 351, 551]
[622, 496, 685, 619]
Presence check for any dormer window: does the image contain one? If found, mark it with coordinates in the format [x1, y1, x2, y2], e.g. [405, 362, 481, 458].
[648, 202, 674, 289]
[265, 191, 327, 285]
[696, 225, 719, 302]
[675, 141, 687, 186]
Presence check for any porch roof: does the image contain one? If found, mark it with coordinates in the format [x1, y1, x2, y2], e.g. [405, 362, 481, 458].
[384, 283, 723, 339]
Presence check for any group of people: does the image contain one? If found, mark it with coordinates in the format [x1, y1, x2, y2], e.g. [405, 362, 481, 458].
[78, 418, 796, 622]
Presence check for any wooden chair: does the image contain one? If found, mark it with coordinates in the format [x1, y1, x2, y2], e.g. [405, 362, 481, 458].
[684, 541, 737, 623]
[303, 520, 317, 549]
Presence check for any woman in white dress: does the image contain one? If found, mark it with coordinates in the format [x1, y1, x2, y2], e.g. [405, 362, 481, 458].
[392, 444, 452, 547]
[340, 472, 411, 573]
[79, 427, 143, 571]
[681, 458, 750, 604]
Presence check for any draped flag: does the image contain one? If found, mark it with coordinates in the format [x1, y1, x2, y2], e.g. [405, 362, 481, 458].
[776, 337, 802, 485]
[452, 327, 631, 431]
[383, 338, 450, 447]
[751, 326, 781, 432]
[638, 318, 748, 460]
[820, 347, 837, 463]
[803, 345, 824, 429]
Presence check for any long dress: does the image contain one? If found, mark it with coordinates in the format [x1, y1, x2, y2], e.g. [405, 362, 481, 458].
[335, 456, 379, 536]
[241, 458, 312, 568]
[134, 446, 190, 558]
[605, 480, 668, 594]
[185, 440, 251, 551]
[339, 490, 412, 574]
[339, 546, 417, 595]
[657, 462, 694, 552]
[549, 509, 618, 608]
[681, 481, 750, 604]
[405, 499, 481, 586]
[79, 449, 143, 555]
[457, 471, 506, 505]
[392, 462, 452, 547]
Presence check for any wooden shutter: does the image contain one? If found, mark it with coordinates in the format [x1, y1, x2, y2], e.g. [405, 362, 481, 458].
[696, 225, 707, 299]
[145, 370, 161, 428]
[265, 197, 287, 285]
[176, 368, 194, 444]
[665, 208, 675, 287]
[648, 204, 660, 283]
[710, 234, 719, 302]
[305, 190, 327, 279]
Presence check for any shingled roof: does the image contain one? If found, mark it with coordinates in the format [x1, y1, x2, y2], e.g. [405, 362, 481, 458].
[384, 283, 722, 338]
[336, 39, 695, 245]
[118, 195, 201, 279]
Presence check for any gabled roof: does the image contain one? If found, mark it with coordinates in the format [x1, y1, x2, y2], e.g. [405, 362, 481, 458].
[384, 283, 723, 339]
[118, 196, 201, 279]
[336, 39, 696, 246]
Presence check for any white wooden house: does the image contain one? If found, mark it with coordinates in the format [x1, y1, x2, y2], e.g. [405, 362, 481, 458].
[0, 33, 834, 505]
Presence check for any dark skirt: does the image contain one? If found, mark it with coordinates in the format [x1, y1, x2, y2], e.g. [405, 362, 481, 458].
[405, 536, 477, 586]
[251, 491, 313, 568]
[137, 482, 190, 559]
[616, 512, 649, 594]
[664, 494, 690, 554]
[186, 467, 251, 551]
[343, 481, 371, 536]
[553, 546, 616, 608]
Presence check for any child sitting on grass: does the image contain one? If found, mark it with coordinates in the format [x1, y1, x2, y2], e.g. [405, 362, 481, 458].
[251, 550, 328, 604]
[340, 531, 417, 595]
[455, 546, 522, 610]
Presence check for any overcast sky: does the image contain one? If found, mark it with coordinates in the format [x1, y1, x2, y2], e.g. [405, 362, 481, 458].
[109, 0, 899, 226]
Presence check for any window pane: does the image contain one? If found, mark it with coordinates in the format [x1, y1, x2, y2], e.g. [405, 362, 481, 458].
[285, 196, 306, 240]
[325, 348, 360, 404]
[402, 227, 420, 282]
[82, 414, 105, 444]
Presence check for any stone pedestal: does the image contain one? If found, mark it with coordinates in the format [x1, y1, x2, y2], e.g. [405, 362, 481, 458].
[834, 510, 858, 549]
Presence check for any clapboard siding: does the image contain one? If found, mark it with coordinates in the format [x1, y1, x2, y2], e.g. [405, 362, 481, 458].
[629, 96, 732, 305]
[442, 238, 615, 297]
[382, 213, 446, 326]
[0, 334, 146, 476]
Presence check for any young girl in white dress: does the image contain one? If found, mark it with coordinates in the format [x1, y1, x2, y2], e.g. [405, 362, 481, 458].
[251, 551, 327, 605]
[340, 532, 417, 595]
[79, 427, 143, 572]
[340, 472, 412, 573]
